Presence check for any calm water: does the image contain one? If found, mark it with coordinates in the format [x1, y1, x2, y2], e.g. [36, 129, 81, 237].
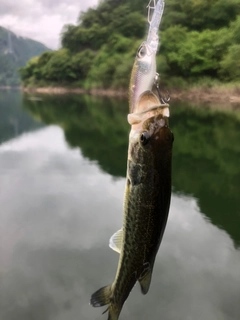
[0, 89, 240, 320]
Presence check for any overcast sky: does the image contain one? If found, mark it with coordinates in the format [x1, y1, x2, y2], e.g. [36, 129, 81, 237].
[0, 0, 99, 49]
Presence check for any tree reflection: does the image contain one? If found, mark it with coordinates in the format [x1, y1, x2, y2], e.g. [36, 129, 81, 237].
[23, 94, 240, 246]
[0, 90, 41, 143]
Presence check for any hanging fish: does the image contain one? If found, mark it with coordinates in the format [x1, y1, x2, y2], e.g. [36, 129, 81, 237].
[90, 91, 173, 320]
[90, 1, 172, 319]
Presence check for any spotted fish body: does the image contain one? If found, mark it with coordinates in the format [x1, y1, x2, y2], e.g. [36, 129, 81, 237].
[90, 92, 173, 320]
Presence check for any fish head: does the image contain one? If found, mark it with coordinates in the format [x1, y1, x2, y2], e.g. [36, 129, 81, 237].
[129, 42, 157, 113]
[141, 114, 173, 152]
[128, 91, 173, 165]
[129, 114, 173, 165]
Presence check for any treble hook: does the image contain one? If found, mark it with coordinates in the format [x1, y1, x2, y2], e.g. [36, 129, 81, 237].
[154, 73, 170, 105]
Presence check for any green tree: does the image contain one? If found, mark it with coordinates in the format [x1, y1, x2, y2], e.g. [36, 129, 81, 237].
[43, 49, 75, 82]
[19, 56, 39, 85]
[162, 0, 240, 31]
[220, 45, 240, 80]
[71, 49, 96, 82]
[21, 0, 240, 87]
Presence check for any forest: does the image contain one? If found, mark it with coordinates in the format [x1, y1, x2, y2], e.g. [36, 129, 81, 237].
[20, 0, 240, 89]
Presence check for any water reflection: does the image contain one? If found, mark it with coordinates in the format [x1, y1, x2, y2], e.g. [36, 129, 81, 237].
[23, 94, 129, 177]
[23, 94, 240, 246]
[0, 90, 42, 143]
[0, 125, 239, 320]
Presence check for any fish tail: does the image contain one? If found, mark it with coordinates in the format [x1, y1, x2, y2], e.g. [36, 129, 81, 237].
[90, 285, 122, 320]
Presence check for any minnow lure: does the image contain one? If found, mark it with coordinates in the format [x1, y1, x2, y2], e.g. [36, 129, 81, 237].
[129, 0, 165, 113]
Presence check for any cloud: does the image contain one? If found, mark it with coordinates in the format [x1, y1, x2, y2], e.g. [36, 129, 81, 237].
[0, 0, 99, 49]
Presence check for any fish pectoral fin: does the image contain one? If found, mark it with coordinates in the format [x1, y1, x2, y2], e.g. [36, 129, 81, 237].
[109, 228, 123, 254]
[90, 285, 112, 307]
[138, 264, 153, 295]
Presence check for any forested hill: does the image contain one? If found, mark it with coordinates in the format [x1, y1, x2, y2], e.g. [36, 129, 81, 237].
[20, 0, 240, 89]
[0, 26, 50, 86]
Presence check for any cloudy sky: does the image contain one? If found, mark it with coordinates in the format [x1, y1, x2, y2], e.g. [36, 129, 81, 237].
[0, 0, 99, 49]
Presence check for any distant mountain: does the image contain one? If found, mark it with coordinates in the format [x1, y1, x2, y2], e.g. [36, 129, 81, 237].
[0, 26, 51, 86]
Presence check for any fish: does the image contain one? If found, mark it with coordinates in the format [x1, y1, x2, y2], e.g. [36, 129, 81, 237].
[129, 0, 165, 112]
[90, 91, 173, 320]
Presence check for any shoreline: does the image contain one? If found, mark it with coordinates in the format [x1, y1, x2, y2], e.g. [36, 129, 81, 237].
[0, 86, 21, 90]
[21, 86, 128, 98]
[170, 86, 240, 105]
[5, 85, 240, 105]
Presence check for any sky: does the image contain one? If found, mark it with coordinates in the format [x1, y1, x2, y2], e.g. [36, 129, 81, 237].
[0, 0, 99, 49]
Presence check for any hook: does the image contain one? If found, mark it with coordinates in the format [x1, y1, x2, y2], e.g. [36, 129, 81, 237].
[154, 73, 170, 104]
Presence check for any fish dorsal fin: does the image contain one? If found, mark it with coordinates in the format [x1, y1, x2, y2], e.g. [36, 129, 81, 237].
[109, 228, 123, 254]
[138, 264, 153, 295]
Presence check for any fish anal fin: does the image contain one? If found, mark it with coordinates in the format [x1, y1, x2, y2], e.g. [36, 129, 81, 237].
[109, 228, 123, 254]
[138, 265, 153, 295]
[90, 285, 112, 307]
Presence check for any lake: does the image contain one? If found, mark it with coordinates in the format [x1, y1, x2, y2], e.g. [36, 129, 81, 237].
[0, 89, 240, 320]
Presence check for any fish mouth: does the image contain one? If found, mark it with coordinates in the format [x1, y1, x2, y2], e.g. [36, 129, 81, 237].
[128, 90, 169, 127]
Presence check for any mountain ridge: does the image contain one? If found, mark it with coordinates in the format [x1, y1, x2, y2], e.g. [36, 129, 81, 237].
[0, 26, 51, 86]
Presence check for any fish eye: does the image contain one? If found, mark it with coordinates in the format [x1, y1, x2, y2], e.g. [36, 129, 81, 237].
[137, 45, 146, 58]
[140, 131, 150, 146]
